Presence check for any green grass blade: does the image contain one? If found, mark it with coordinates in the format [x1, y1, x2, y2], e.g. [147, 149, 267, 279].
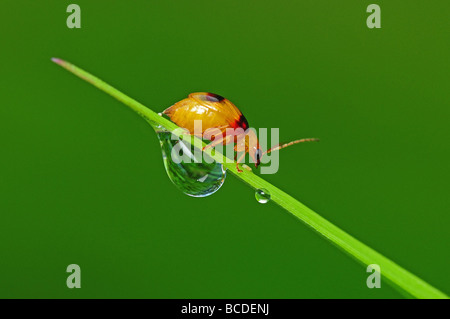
[51, 57, 448, 299]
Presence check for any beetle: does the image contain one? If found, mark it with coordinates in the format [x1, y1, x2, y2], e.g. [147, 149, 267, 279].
[163, 92, 318, 172]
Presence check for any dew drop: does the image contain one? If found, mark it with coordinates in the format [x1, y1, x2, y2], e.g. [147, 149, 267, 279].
[154, 127, 226, 197]
[255, 188, 271, 204]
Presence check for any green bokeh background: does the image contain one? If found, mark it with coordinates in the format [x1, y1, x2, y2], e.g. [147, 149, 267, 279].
[1, 1, 449, 298]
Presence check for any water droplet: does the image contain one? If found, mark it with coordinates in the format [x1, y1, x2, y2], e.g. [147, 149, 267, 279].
[255, 188, 271, 204]
[155, 128, 226, 197]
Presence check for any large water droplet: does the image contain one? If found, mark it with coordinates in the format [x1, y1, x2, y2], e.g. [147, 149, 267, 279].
[255, 188, 271, 204]
[154, 127, 226, 197]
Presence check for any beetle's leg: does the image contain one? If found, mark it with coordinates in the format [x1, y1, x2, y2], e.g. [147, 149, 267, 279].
[202, 136, 223, 151]
[235, 152, 246, 173]
[203, 134, 233, 151]
[234, 150, 251, 172]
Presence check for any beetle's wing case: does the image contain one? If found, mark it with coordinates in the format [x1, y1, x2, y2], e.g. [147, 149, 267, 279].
[163, 92, 249, 135]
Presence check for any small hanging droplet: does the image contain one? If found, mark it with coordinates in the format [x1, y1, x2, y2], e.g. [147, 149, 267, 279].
[255, 188, 271, 204]
[154, 127, 226, 197]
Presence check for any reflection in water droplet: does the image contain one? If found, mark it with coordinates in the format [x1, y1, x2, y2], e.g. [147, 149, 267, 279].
[154, 127, 226, 197]
[255, 188, 271, 204]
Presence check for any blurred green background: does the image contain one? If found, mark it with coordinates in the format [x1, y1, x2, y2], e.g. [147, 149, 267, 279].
[0, 1, 449, 298]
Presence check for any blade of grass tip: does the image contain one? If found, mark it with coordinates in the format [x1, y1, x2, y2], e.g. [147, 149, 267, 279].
[51, 57, 449, 299]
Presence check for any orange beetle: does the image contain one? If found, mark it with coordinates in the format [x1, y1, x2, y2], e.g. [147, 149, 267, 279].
[163, 92, 318, 172]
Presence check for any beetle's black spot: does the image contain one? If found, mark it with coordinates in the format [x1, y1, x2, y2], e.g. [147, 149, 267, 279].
[235, 114, 249, 130]
[204, 93, 225, 102]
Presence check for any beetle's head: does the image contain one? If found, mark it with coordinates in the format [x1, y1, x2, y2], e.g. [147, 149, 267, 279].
[246, 129, 262, 168]
[252, 148, 263, 168]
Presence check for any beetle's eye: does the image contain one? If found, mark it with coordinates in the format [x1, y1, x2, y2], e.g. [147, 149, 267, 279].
[256, 149, 262, 161]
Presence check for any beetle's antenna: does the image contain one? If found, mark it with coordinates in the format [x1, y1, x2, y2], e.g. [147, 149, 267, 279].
[263, 138, 319, 155]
